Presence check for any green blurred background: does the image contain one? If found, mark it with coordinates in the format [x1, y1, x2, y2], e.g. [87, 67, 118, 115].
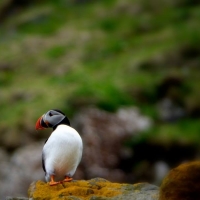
[1, 0, 200, 147]
[0, 0, 200, 195]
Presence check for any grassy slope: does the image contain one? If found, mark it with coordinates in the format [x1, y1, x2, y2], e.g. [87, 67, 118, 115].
[0, 0, 200, 145]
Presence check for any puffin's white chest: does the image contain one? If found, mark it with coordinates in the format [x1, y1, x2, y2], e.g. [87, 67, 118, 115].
[43, 125, 82, 178]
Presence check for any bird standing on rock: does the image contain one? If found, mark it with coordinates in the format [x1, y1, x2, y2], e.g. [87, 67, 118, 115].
[35, 109, 83, 186]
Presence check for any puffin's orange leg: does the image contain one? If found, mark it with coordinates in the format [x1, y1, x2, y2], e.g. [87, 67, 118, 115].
[49, 175, 60, 186]
[62, 176, 73, 182]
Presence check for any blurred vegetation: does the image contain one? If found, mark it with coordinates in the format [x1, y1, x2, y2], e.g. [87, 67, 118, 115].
[0, 0, 200, 148]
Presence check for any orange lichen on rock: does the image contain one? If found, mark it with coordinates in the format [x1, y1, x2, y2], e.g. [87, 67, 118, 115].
[28, 178, 159, 200]
[28, 178, 123, 200]
[159, 161, 200, 200]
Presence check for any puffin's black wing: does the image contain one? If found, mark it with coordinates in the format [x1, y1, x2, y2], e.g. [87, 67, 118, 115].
[42, 152, 46, 172]
[42, 138, 48, 172]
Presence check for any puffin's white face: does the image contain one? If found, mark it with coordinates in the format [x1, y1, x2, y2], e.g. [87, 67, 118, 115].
[36, 109, 65, 130]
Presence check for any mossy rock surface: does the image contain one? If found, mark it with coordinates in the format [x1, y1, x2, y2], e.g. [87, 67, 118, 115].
[159, 161, 200, 200]
[28, 178, 159, 200]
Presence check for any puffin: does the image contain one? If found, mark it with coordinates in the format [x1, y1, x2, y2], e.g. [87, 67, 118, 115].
[35, 109, 83, 186]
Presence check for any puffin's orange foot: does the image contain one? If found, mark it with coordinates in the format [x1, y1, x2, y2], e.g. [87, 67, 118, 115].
[63, 176, 73, 182]
[49, 181, 60, 186]
[49, 175, 60, 186]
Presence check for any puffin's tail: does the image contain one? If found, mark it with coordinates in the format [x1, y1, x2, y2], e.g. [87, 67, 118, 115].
[45, 173, 50, 182]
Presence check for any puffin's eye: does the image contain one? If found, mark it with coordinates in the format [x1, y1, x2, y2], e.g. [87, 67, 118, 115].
[49, 112, 53, 116]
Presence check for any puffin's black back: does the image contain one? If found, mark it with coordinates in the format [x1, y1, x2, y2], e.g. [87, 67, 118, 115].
[53, 109, 66, 116]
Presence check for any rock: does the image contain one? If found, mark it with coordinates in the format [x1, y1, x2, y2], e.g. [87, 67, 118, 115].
[117, 107, 152, 133]
[0, 142, 44, 199]
[153, 161, 170, 185]
[28, 178, 159, 200]
[159, 161, 200, 200]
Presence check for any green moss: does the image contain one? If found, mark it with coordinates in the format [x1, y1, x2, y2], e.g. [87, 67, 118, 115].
[45, 45, 66, 59]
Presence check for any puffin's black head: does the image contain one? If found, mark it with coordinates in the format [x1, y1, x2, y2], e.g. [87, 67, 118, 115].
[35, 109, 70, 130]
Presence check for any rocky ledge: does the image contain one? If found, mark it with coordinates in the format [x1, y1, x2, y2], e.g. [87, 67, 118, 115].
[6, 161, 200, 200]
[27, 178, 159, 200]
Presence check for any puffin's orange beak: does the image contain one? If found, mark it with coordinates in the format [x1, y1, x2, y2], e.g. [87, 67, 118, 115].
[35, 115, 45, 130]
